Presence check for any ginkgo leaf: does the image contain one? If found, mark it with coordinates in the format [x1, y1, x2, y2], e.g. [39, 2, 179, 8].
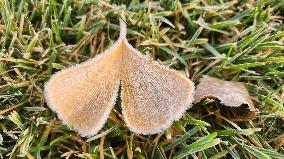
[44, 16, 195, 137]
[194, 75, 256, 111]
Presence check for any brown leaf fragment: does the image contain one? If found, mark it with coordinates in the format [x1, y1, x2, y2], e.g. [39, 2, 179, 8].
[275, 134, 284, 151]
[194, 75, 256, 111]
[44, 16, 195, 136]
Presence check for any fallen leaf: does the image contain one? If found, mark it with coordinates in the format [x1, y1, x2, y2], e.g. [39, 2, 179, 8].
[44, 16, 195, 136]
[194, 75, 256, 111]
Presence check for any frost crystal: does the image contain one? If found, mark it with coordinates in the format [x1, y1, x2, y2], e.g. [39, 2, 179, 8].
[194, 75, 256, 111]
[44, 16, 195, 137]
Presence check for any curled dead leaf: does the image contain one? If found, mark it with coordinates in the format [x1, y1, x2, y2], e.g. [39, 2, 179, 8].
[194, 75, 257, 112]
[44, 16, 195, 136]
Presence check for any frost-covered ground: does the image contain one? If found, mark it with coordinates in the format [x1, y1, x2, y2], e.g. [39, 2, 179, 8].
[0, 0, 283, 158]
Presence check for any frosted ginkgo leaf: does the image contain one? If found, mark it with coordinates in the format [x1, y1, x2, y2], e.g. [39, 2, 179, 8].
[194, 75, 256, 111]
[44, 16, 195, 137]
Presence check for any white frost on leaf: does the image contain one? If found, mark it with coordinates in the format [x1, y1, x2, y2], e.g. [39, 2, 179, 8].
[194, 75, 256, 111]
[44, 16, 195, 137]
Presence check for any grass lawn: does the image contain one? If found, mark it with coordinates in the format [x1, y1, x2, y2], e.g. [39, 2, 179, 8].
[0, 0, 284, 158]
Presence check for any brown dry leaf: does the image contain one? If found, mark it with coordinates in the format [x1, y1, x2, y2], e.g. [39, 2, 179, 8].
[44, 17, 195, 136]
[194, 75, 256, 111]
